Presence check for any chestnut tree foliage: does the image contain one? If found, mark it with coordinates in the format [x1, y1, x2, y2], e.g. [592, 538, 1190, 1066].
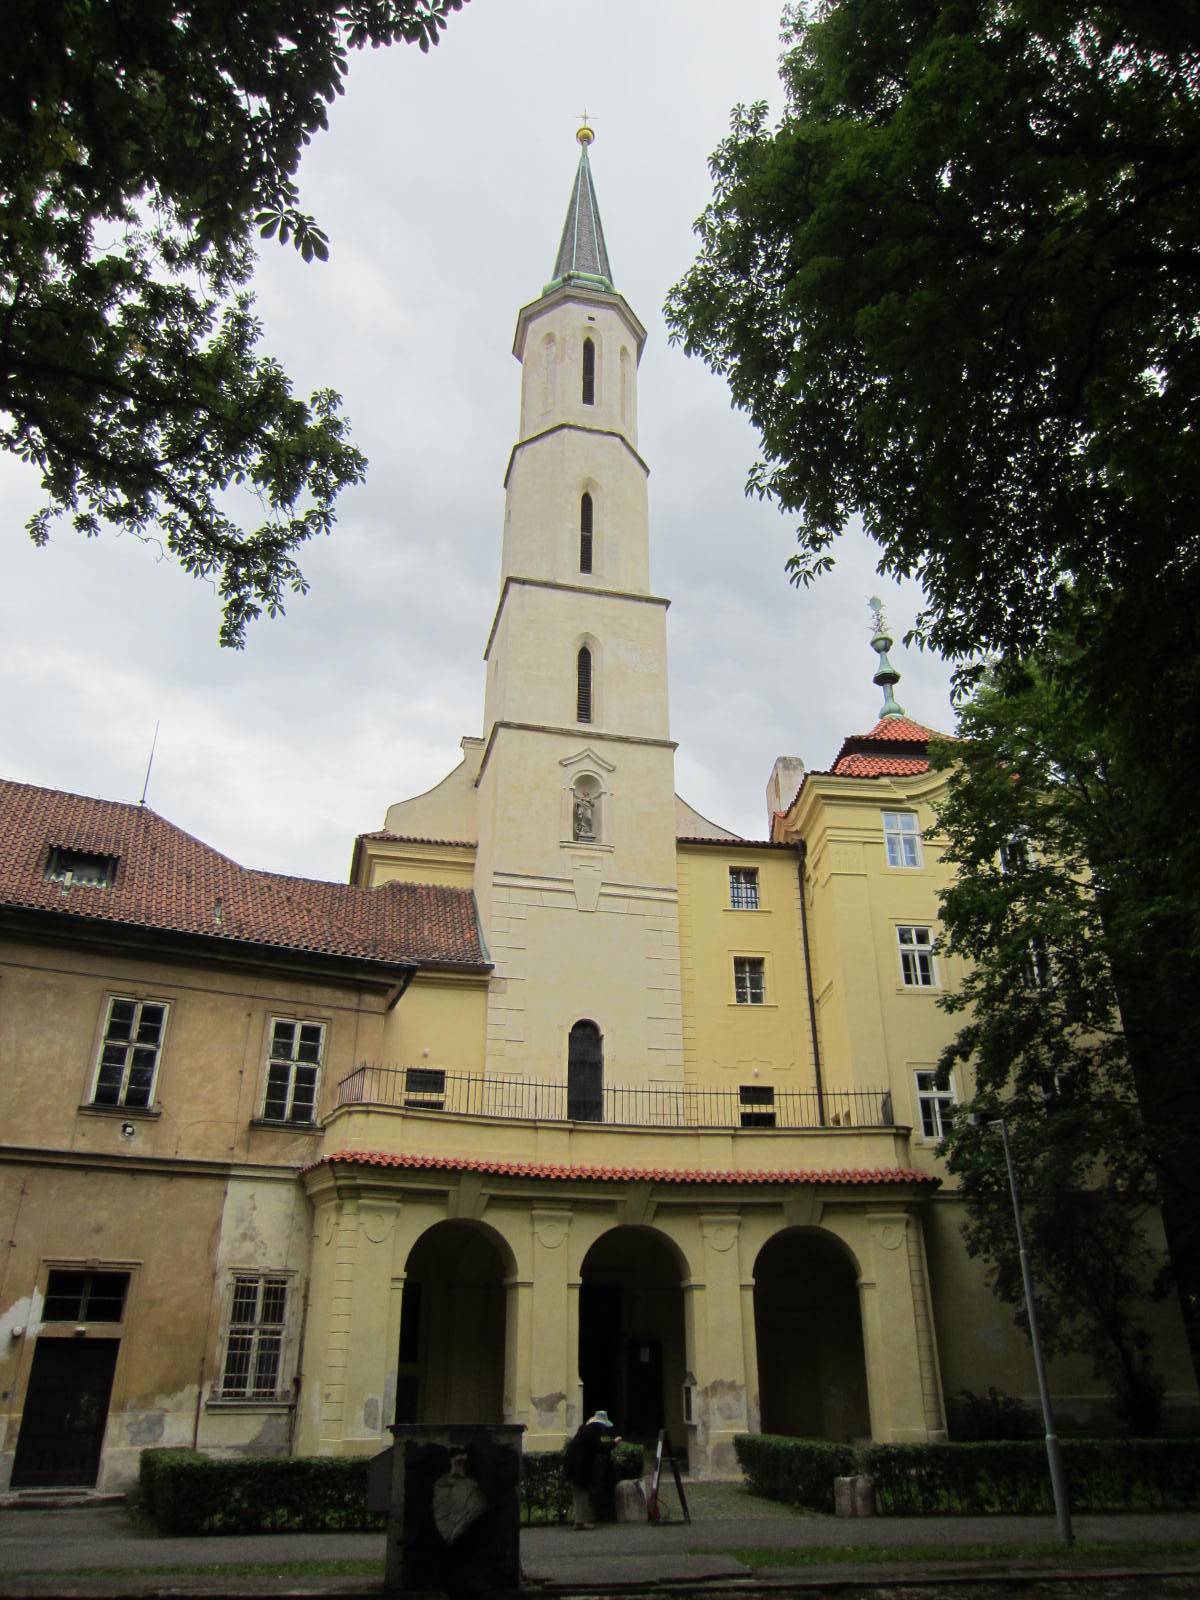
[931, 659, 1194, 1431]
[668, 0, 1200, 1392]
[2, 0, 464, 645]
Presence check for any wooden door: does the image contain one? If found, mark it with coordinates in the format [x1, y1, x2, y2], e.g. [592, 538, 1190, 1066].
[11, 1338, 119, 1488]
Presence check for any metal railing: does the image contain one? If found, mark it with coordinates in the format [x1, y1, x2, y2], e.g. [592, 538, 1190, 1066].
[335, 1065, 893, 1130]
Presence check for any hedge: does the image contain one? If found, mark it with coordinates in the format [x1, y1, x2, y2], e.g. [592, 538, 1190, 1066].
[734, 1434, 1200, 1516]
[140, 1441, 646, 1535]
[138, 1450, 383, 1535]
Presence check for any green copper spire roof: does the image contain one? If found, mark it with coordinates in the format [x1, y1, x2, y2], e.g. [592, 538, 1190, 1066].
[868, 596, 906, 719]
[543, 126, 614, 297]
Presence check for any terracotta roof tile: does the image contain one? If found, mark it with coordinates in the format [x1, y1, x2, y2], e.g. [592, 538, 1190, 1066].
[308, 1149, 939, 1187]
[0, 779, 489, 970]
[357, 831, 476, 848]
[832, 755, 934, 778]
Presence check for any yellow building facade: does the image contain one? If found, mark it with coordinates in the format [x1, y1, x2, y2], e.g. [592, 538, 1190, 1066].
[0, 135, 1195, 1495]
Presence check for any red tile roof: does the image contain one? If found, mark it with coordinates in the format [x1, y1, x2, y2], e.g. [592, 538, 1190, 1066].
[308, 1149, 939, 1187]
[357, 831, 477, 848]
[832, 755, 933, 779]
[0, 779, 489, 971]
[829, 714, 952, 779]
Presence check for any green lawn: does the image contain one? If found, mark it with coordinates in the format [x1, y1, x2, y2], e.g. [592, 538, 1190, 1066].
[717, 1539, 1200, 1570]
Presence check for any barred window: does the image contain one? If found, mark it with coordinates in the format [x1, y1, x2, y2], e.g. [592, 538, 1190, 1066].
[915, 1070, 955, 1139]
[733, 956, 766, 1005]
[882, 811, 922, 868]
[739, 1084, 775, 1127]
[729, 867, 759, 909]
[898, 925, 936, 987]
[263, 1019, 324, 1124]
[221, 1275, 288, 1399]
[580, 493, 593, 574]
[92, 997, 167, 1109]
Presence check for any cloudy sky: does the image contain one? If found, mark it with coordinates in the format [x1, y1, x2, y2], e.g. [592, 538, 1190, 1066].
[0, 0, 956, 881]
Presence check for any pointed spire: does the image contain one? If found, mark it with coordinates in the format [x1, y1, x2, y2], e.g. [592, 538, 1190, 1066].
[544, 125, 614, 296]
[868, 596, 906, 719]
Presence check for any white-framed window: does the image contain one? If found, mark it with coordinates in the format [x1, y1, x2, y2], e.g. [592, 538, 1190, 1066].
[729, 867, 760, 909]
[914, 1070, 955, 1139]
[897, 925, 937, 987]
[882, 810, 923, 868]
[733, 956, 766, 1005]
[92, 996, 168, 1109]
[262, 1019, 325, 1124]
[220, 1274, 288, 1399]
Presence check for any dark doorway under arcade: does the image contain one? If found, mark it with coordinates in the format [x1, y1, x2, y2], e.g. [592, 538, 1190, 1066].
[579, 1226, 687, 1463]
[753, 1228, 870, 1442]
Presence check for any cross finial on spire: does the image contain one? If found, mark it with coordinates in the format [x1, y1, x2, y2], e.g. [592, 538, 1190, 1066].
[576, 109, 596, 147]
[868, 595, 906, 719]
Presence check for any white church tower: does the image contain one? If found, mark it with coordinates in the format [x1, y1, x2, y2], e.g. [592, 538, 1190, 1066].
[474, 127, 684, 1097]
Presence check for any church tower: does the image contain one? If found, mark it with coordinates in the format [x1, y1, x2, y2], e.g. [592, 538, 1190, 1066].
[473, 128, 684, 1094]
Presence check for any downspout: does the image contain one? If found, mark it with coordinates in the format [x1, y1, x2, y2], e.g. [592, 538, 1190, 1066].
[797, 841, 826, 1127]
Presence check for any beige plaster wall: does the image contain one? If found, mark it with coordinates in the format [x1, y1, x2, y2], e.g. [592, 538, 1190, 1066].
[378, 738, 483, 848]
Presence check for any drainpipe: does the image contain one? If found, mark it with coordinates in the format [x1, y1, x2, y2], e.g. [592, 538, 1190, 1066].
[797, 842, 826, 1127]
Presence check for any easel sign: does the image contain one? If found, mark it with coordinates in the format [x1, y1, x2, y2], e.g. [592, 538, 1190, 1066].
[647, 1428, 691, 1524]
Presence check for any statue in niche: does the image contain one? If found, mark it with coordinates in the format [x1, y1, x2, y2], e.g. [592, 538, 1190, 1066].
[573, 787, 596, 842]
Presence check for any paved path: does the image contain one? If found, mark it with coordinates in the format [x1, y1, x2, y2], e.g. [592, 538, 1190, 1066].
[0, 1495, 1196, 1594]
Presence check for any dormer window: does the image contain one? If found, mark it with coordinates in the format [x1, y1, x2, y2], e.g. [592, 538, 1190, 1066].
[45, 847, 117, 888]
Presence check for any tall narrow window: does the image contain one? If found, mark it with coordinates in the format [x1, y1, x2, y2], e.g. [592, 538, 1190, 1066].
[220, 1275, 288, 1399]
[92, 996, 168, 1109]
[263, 1019, 325, 1123]
[582, 337, 595, 405]
[568, 1020, 603, 1121]
[576, 646, 592, 723]
[580, 493, 593, 573]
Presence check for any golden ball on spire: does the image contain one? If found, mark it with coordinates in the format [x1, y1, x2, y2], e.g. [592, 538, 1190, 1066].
[576, 124, 595, 147]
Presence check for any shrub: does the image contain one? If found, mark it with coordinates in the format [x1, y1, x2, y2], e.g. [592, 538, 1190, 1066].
[733, 1435, 856, 1512]
[733, 1433, 1200, 1517]
[138, 1449, 384, 1536]
[946, 1387, 1036, 1442]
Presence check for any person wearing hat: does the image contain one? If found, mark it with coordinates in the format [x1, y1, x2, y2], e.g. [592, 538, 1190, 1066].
[564, 1409, 620, 1529]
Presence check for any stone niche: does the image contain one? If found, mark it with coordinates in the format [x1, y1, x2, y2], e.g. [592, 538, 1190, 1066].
[379, 1422, 525, 1597]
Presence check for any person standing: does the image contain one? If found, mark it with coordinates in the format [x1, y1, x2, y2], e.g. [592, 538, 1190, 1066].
[565, 1409, 619, 1530]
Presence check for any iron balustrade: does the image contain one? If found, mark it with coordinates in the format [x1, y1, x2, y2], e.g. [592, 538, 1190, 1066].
[335, 1065, 893, 1129]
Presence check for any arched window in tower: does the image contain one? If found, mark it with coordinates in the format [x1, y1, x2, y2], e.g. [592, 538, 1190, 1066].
[582, 338, 595, 406]
[580, 493, 594, 574]
[620, 346, 630, 425]
[568, 1020, 603, 1122]
[576, 646, 593, 723]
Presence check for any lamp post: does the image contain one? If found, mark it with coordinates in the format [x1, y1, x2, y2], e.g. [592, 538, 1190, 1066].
[989, 1115, 1074, 1545]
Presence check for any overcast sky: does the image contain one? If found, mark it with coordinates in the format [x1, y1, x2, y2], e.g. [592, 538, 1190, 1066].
[0, 0, 957, 881]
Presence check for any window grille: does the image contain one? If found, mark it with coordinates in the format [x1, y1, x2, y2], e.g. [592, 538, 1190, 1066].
[576, 646, 592, 723]
[93, 997, 167, 1109]
[580, 493, 593, 573]
[733, 956, 766, 1005]
[220, 1275, 287, 1399]
[404, 1067, 446, 1109]
[897, 925, 936, 987]
[263, 1020, 324, 1123]
[729, 867, 759, 909]
[882, 811, 922, 868]
[582, 338, 595, 405]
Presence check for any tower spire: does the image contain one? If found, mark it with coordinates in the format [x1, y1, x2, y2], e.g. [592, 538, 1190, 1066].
[868, 596, 906, 719]
[544, 124, 614, 296]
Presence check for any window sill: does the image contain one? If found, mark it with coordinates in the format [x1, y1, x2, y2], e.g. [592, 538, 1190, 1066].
[249, 1117, 320, 1134]
[723, 907, 770, 916]
[728, 1001, 778, 1010]
[560, 839, 613, 853]
[79, 1103, 161, 1120]
[205, 1397, 294, 1413]
[896, 985, 942, 996]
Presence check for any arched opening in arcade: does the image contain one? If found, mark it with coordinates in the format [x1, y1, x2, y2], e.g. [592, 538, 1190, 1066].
[579, 1226, 688, 1460]
[753, 1228, 871, 1442]
[395, 1220, 511, 1425]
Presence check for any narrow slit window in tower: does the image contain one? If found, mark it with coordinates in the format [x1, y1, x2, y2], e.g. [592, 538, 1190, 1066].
[582, 338, 595, 405]
[580, 494, 593, 573]
[576, 646, 593, 723]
